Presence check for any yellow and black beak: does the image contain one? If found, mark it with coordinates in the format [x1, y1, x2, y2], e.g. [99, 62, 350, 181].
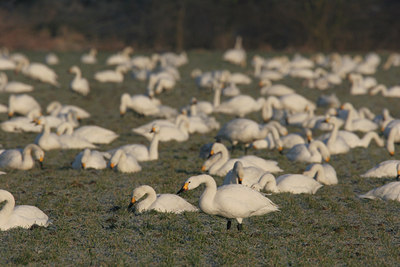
[207, 150, 214, 159]
[201, 165, 206, 172]
[82, 162, 86, 169]
[397, 170, 400, 181]
[127, 197, 136, 210]
[389, 151, 394, 156]
[278, 146, 283, 154]
[150, 127, 155, 133]
[325, 157, 330, 162]
[177, 182, 189, 194]
[8, 112, 13, 119]
[110, 163, 115, 169]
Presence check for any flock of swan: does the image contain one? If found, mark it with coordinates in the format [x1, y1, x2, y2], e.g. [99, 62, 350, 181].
[0, 40, 399, 232]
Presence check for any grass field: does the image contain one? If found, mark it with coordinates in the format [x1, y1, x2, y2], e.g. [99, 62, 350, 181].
[0, 51, 399, 265]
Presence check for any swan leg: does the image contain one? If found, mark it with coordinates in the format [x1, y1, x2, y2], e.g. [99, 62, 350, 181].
[227, 220, 232, 230]
[237, 223, 243, 231]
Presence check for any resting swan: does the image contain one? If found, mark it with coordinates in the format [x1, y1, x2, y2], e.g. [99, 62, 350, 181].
[109, 124, 160, 162]
[223, 161, 266, 186]
[177, 174, 279, 230]
[214, 95, 265, 117]
[361, 160, 400, 178]
[303, 163, 338, 185]
[46, 101, 90, 119]
[128, 185, 198, 214]
[0, 72, 33, 93]
[8, 94, 41, 118]
[69, 66, 90, 96]
[106, 46, 133, 65]
[251, 172, 323, 194]
[341, 103, 378, 132]
[109, 149, 142, 173]
[259, 79, 295, 96]
[72, 149, 110, 170]
[359, 166, 400, 201]
[0, 189, 50, 231]
[15, 58, 59, 87]
[202, 143, 282, 176]
[0, 144, 44, 170]
[81, 48, 97, 64]
[370, 84, 400, 98]
[286, 140, 330, 163]
[94, 65, 128, 83]
[56, 122, 118, 145]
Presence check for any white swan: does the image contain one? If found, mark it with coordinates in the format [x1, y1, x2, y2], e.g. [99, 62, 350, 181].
[252, 127, 311, 151]
[15, 58, 59, 87]
[109, 149, 141, 173]
[286, 140, 330, 163]
[223, 161, 266, 187]
[0, 72, 33, 93]
[222, 82, 241, 97]
[222, 36, 246, 67]
[72, 149, 109, 170]
[106, 46, 133, 65]
[94, 65, 128, 83]
[202, 143, 282, 176]
[0, 58, 16, 70]
[216, 118, 271, 148]
[0, 144, 44, 170]
[359, 165, 400, 201]
[81, 48, 97, 64]
[46, 101, 90, 119]
[251, 173, 323, 194]
[8, 94, 41, 118]
[184, 111, 220, 134]
[259, 79, 294, 96]
[361, 160, 400, 178]
[45, 53, 59, 65]
[119, 93, 177, 119]
[341, 103, 378, 132]
[147, 72, 176, 96]
[303, 163, 338, 185]
[69, 66, 90, 96]
[321, 116, 350, 155]
[56, 122, 118, 145]
[1, 117, 42, 133]
[0, 189, 50, 231]
[110, 124, 160, 162]
[370, 84, 400, 98]
[177, 174, 279, 230]
[128, 185, 198, 214]
[214, 95, 265, 117]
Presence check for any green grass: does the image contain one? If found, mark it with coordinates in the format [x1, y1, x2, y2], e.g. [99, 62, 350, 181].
[0, 51, 399, 265]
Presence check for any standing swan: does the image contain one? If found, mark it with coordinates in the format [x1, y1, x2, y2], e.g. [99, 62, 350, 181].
[69, 66, 90, 96]
[128, 185, 199, 214]
[0, 189, 50, 231]
[177, 174, 279, 230]
[0, 144, 44, 170]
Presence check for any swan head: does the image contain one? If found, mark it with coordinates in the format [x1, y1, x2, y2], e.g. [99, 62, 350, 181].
[177, 174, 211, 194]
[150, 124, 160, 134]
[233, 161, 244, 184]
[68, 66, 80, 74]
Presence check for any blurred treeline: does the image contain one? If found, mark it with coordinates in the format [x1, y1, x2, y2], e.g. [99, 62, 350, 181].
[0, 0, 399, 51]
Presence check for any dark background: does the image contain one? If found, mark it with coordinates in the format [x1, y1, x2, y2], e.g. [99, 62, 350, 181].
[0, 0, 399, 51]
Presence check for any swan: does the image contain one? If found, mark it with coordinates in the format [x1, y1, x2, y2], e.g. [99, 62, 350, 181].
[252, 127, 311, 151]
[261, 94, 315, 121]
[0, 72, 33, 93]
[34, 120, 62, 150]
[109, 149, 142, 173]
[228, 72, 251, 85]
[370, 84, 400, 98]
[386, 122, 400, 156]
[151, 119, 190, 142]
[69, 66, 90, 96]
[1, 116, 42, 133]
[259, 79, 295, 96]
[348, 73, 377, 95]
[159, 52, 188, 67]
[341, 103, 378, 132]
[94, 65, 128, 83]
[251, 172, 323, 194]
[106, 46, 134, 65]
[147, 72, 176, 95]
[202, 143, 282, 176]
[45, 53, 59, 65]
[8, 94, 41, 118]
[81, 48, 97, 64]
[0, 58, 16, 70]
[223, 161, 266, 187]
[0, 189, 50, 231]
[15, 58, 59, 87]
[132, 118, 176, 139]
[303, 163, 338, 185]
[316, 94, 341, 108]
[0, 144, 44, 170]
[321, 116, 351, 155]
[119, 93, 177, 119]
[46, 101, 90, 119]
[109, 124, 160, 162]
[216, 118, 272, 148]
[286, 140, 330, 163]
[186, 97, 214, 116]
[222, 82, 241, 97]
[128, 185, 198, 214]
[383, 53, 400, 70]
[184, 111, 220, 134]
[72, 149, 109, 170]
[222, 36, 246, 67]
[214, 95, 265, 117]
[358, 166, 400, 202]
[361, 160, 400, 178]
[177, 174, 279, 230]
[56, 122, 118, 145]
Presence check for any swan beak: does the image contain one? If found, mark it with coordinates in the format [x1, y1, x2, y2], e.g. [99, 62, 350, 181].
[120, 111, 125, 118]
[110, 163, 115, 168]
[253, 144, 257, 149]
[307, 135, 312, 143]
[210, 150, 214, 156]
[258, 81, 263, 87]
[325, 157, 330, 162]
[127, 197, 136, 210]
[8, 112, 13, 118]
[389, 151, 394, 156]
[150, 127, 155, 133]
[324, 118, 330, 123]
[238, 178, 243, 184]
[340, 105, 345, 110]
[177, 183, 189, 194]
[201, 165, 206, 172]
[278, 146, 283, 152]
[82, 163, 86, 169]
[397, 171, 400, 181]
[381, 126, 385, 132]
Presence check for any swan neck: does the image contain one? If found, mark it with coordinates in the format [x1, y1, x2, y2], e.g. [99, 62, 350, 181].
[198, 176, 218, 214]
[148, 132, 160, 160]
[213, 88, 221, 108]
[136, 188, 157, 212]
[259, 174, 279, 193]
[0, 191, 15, 222]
